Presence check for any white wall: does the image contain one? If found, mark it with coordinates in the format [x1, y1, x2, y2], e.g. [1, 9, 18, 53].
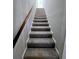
[13, 0, 36, 59]
[43, 0, 66, 59]
[13, 0, 36, 39]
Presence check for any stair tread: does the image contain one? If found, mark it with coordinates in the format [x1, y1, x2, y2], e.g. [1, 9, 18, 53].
[33, 22, 48, 24]
[32, 24, 49, 26]
[33, 19, 48, 22]
[35, 8, 46, 17]
[30, 31, 53, 34]
[31, 26, 50, 31]
[27, 38, 55, 48]
[31, 26, 50, 28]
[28, 38, 54, 44]
[29, 31, 53, 38]
[34, 8, 47, 18]
[33, 22, 48, 23]
[24, 48, 59, 59]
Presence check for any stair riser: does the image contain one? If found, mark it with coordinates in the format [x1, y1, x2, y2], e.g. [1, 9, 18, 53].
[29, 34, 52, 38]
[27, 43, 55, 48]
[24, 57, 58, 59]
[33, 22, 49, 24]
[33, 19, 47, 21]
[34, 19, 48, 21]
[31, 28, 50, 31]
[34, 18, 47, 19]
[33, 20, 48, 22]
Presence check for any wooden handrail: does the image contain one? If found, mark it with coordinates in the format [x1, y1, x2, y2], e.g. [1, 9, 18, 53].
[13, 7, 33, 48]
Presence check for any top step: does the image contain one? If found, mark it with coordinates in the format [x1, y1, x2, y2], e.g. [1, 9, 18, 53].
[34, 8, 47, 19]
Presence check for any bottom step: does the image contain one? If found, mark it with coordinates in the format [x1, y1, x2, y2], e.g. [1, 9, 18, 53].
[24, 48, 59, 59]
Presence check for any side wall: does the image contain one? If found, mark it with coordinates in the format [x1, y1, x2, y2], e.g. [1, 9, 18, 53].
[62, 41, 66, 59]
[43, 0, 66, 59]
[13, 0, 36, 59]
[13, 0, 36, 39]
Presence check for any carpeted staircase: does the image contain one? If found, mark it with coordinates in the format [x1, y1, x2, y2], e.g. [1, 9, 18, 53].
[23, 8, 59, 59]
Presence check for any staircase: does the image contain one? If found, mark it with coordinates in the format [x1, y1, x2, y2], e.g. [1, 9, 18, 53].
[23, 8, 59, 59]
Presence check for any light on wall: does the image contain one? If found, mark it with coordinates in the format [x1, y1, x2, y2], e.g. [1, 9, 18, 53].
[36, 0, 43, 8]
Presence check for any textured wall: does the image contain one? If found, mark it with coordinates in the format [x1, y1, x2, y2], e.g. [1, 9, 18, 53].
[13, 0, 36, 59]
[43, 0, 66, 59]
